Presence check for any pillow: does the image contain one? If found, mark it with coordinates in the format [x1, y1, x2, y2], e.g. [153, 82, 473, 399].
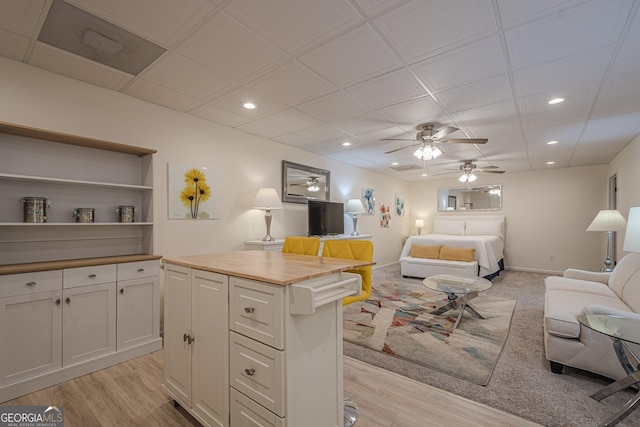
[439, 246, 475, 262]
[410, 245, 441, 259]
[432, 219, 465, 235]
[465, 219, 504, 237]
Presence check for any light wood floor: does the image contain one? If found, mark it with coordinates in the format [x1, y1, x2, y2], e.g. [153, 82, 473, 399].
[5, 351, 541, 426]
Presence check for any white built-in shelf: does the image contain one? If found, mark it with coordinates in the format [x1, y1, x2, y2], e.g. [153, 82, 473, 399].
[0, 173, 153, 190]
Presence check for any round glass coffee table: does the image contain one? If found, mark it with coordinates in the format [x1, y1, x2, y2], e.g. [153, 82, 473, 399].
[422, 274, 492, 329]
[578, 314, 640, 427]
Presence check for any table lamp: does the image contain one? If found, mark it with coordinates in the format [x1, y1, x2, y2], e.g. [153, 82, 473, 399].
[415, 219, 424, 235]
[623, 207, 640, 253]
[345, 199, 366, 236]
[587, 209, 627, 271]
[252, 188, 283, 241]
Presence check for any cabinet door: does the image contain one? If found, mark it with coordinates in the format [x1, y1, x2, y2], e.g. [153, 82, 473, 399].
[164, 263, 192, 406]
[0, 290, 62, 385]
[192, 269, 229, 427]
[116, 275, 159, 350]
[62, 283, 116, 366]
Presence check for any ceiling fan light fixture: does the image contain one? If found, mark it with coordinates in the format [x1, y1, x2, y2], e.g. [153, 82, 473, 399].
[413, 144, 442, 160]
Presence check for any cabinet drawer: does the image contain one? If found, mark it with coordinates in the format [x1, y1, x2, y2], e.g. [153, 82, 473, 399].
[0, 270, 62, 298]
[230, 332, 284, 417]
[117, 260, 160, 281]
[230, 277, 284, 349]
[231, 388, 284, 427]
[63, 264, 116, 288]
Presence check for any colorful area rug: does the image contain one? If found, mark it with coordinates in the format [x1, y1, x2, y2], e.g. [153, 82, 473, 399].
[343, 280, 516, 385]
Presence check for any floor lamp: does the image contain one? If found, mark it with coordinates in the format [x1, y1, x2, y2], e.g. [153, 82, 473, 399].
[252, 188, 283, 241]
[587, 209, 627, 272]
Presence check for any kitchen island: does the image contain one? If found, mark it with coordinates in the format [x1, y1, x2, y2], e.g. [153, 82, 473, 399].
[163, 250, 373, 427]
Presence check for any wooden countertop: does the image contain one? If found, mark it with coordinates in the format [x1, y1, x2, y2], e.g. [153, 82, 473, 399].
[0, 254, 163, 275]
[163, 251, 375, 286]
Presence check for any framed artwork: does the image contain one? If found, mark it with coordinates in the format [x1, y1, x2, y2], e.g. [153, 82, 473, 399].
[380, 203, 391, 228]
[362, 188, 375, 215]
[168, 162, 219, 219]
[395, 193, 405, 216]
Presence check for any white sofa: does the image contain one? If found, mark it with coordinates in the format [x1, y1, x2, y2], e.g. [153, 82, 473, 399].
[544, 252, 640, 380]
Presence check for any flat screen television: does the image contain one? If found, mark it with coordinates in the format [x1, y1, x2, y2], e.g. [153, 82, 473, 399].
[307, 200, 344, 236]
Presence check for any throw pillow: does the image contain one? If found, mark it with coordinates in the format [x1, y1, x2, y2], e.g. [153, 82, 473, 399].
[410, 245, 441, 259]
[439, 246, 475, 262]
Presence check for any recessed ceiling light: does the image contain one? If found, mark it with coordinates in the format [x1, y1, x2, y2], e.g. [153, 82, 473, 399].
[421, 173, 428, 177]
[546, 161, 556, 165]
[548, 98, 564, 105]
[547, 140, 559, 145]
[342, 141, 351, 146]
[391, 162, 399, 166]
[243, 102, 257, 110]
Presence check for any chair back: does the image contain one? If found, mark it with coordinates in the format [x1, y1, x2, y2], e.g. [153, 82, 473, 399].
[322, 239, 374, 306]
[282, 236, 320, 256]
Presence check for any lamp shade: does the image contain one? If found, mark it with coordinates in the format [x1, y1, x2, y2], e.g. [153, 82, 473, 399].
[586, 210, 627, 232]
[623, 207, 640, 252]
[252, 188, 283, 210]
[415, 219, 424, 228]
[345, 199, 366, 214]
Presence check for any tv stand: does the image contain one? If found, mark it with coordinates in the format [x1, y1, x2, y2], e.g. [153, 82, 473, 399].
[244, 234, 372, 254]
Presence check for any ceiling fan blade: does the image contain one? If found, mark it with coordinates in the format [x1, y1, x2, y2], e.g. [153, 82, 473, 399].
[439, 138, 488, 144]
[380, 138, 417, 141]
[431, 126, 459, 140]
[477, 170, 505, 174]
[384, 143, 419, 154]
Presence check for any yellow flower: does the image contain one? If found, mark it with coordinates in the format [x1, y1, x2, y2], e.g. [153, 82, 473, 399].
[184, 168, 206, 185]
[180, 187, 196, 207]
[196, 182, 212, 203]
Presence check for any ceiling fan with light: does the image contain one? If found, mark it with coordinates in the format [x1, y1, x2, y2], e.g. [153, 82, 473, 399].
[383, 124, 488, 160]
[291, 176, 322, 192]
[455, 160, 505, 183]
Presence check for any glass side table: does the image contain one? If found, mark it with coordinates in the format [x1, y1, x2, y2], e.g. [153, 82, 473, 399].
[422, 274, 492, 329]
[577, 314, 640, 426]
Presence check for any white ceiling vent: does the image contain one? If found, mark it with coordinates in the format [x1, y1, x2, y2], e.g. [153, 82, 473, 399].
[390, 164, 423, 172]
[37, 0, 166, 75]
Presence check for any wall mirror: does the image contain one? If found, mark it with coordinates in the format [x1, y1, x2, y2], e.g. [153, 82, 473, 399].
[282, 161, 330, 204]
[438, 184, 502, 211]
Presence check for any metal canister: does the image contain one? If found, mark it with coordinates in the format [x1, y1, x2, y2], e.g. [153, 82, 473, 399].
[73, 208, 96, 223]
[116, 206, 135, 222]
[21, 197, 50, 223]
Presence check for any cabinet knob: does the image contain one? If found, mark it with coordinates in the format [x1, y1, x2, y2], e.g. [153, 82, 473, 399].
[56, 298, 61, 305]
[244, 368, 255, 376]
[65, 297, 71, 304]
[244, 307, 255, 314]
[88, 274, 97, 278]
[137, 268, 144, 272]
[26, 281, 36, 286]
[120, 288, 124, 294]
[183, 333, 188, 342]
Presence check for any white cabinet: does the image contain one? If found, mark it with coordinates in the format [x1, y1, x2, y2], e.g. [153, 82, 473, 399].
[164, 264, 229, 427]
[0, 121, 155, 266]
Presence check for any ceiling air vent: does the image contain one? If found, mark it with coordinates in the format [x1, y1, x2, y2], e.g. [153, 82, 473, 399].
[390, 164, 423, 172]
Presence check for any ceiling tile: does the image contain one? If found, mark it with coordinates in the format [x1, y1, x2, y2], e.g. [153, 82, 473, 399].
[299, 24, 401, 88]
[29, 42, 133, 90]
[248, 61, 336, 106]
[177, 11, 288, 82]
[0, 0, 46, 38]
[504, 0, 633, 70]
[496, 0, 591, 27]
[208, 86, 288, 119]
[124, 79, 202, 111]
[376, 97, 443, 124]
[373, 0, 497, 63]
[352, 0, 410, 18]
[333, 111, 391, 135]
[345, 68, 426, 109]
[66, 0, 216, 46]
[609, 35, 640, 76]
[141, 53, 234, 100]
[436, 75, 514, 113]
[0, 29, 31, 60]
[271, 132, 315, 147]
[411, 36, 507, 92]
[224, 0, 363, 54]
[296, 91, 367, 122]
[592, 72, 640, 119]
[293, 124, 354, 142]
[258, 108, 323, 133]
[236, 121, 289, 138]
[190, 103, 251, 127]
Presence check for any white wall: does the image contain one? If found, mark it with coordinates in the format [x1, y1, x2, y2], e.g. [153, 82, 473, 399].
[409, 165, 608, 273]
[0, 57, 410, 267]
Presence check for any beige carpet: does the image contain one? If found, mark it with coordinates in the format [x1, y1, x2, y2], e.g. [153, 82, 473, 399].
[343, 279, 516, 385]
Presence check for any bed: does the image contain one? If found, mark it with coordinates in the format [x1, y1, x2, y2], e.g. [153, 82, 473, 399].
[400, 215, 505, 279]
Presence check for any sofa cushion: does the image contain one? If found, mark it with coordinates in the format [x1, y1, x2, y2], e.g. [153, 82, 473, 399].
[545, 276, 618, 297]
[410, 245, 441, 259]
[544, 290, 632, 339]
[439, 246, 475, 262]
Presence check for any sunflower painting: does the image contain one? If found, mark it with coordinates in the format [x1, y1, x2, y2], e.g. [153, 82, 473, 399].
[168, 163, 219, 219]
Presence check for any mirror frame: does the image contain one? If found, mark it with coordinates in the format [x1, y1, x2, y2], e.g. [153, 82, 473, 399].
[282, 160, 331, 204]
[437, 184, 502, 211]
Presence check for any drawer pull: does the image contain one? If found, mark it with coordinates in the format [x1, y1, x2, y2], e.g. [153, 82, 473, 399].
[137, 268, 145, 272]
[56, 298, 61, 305]
[65, 297, 71, 304]
[244, 307, 255, 314]
[120, 288, 124, 294]
[89, 274, 97, 278]
[26, 281, 36, 286]
[183, 333, 195, 345]
[244, 368, 255, 376]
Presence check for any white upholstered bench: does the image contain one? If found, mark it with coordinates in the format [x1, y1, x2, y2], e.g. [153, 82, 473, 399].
[401, 256, 479, 279]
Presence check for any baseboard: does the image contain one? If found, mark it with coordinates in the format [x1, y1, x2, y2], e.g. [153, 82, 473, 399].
[504, 266, 563, 275]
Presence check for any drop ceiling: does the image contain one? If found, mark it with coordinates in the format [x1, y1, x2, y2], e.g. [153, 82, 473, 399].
[1, 0, 639, 181]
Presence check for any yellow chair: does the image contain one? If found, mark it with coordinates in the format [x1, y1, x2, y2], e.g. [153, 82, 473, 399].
[281, 236, 320, 256]
[321, 239, 374, 306]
